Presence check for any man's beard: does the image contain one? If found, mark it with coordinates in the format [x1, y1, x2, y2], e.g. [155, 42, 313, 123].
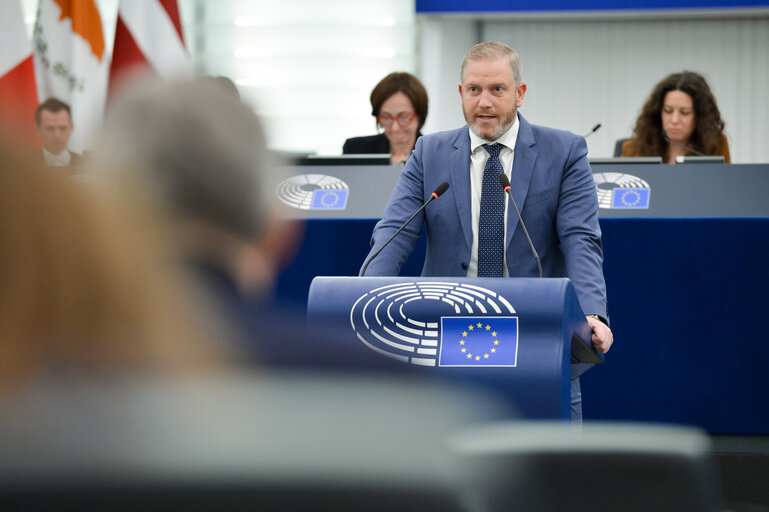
[464, 108, 516, 141]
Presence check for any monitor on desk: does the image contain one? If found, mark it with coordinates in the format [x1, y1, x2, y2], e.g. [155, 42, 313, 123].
[590, 157, 663, 165]
[296, 154, 392, 166]
[675, 156, 725, 164]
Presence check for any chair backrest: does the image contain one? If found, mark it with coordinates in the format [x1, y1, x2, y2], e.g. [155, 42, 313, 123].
[0, 373, 513, 511]
[614, 138, 630, 157]
[449, 421, 724, 512]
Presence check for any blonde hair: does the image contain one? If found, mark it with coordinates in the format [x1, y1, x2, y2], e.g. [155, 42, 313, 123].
[461, 41, 522, 85]
[0, 146, 220, 389]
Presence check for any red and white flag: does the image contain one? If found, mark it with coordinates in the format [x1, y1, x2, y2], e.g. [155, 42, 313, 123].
[108, 0, 192, 102]
[0, 1, 39, 150]
[33, 0, 108, 153]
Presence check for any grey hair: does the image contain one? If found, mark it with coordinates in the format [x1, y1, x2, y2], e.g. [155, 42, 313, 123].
[460, 41, 522, 86]
[99, 79, 278, 241]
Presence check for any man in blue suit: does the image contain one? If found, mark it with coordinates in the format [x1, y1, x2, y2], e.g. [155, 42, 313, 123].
[361, 42, 613, 419]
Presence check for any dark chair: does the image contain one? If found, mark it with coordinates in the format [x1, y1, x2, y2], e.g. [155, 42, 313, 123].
[614, 138, 630, 157]
[0, 373, 513, 511]
[449, 421, 724, 512]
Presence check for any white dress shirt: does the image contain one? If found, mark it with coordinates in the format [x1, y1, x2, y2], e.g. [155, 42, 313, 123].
[42, 148, 72, 167]
[466, 118, 520, 277]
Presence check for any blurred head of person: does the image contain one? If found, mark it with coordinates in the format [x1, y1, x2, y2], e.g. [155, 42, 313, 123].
[35, 98, 74, 156]
[97, 79, 297, 299]
[628, 71, 725, 159]
[196, 75, 241, 101]
[370, 72, 429, 154]
[0, 145, 217, 391]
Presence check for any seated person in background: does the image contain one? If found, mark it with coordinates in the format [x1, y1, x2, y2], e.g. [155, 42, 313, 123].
[622, 71, 730, 163]
[35, 98, 82, 168]
[343, 72, 428, 165]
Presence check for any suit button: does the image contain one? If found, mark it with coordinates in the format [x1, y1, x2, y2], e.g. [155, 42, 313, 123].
[461, 262, 468, 270]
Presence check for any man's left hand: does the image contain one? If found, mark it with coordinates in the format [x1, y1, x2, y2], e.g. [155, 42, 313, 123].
[586, 315, 613, 354]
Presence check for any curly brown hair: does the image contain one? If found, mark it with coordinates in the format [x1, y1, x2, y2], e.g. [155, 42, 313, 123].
[626, 71, 725, 160]
[370, 72, 429, 133]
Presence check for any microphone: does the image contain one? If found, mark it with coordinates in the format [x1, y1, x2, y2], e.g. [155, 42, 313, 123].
[661, 130, 707, 157]
[359, 182, 450, 277]
[497, 173, 542, 278]
[582, 123, 601, 138]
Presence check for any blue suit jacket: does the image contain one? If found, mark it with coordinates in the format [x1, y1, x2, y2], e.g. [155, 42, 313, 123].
[362, 113, 608, 319]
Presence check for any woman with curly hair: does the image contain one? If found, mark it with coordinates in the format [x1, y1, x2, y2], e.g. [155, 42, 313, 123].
[622, 71, 730, 163]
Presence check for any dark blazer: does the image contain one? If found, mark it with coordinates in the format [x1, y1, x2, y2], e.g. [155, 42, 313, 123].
[342, 132, 424, 155]
[361, 113, 607, 319]
[343, 133, 391, 154]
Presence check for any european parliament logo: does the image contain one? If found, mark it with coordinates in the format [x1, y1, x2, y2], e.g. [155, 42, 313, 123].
[611, 188, 650, 209]
[438, 316, 518, 367]
[276, 174, 349, 210]
[349, 281, 517, 367]
[311, 189, 349, 210]
[593, 172, 651, 209]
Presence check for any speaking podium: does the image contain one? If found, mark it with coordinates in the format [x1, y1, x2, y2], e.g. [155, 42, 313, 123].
[307, 276, 602, 420]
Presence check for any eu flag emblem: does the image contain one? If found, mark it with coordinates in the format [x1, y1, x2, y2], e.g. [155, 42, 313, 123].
[611, 188, 650, 209]
[311, 189, 349, 210]
[438, 317, 518, 367]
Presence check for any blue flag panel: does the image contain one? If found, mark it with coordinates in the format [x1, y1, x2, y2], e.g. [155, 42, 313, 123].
[611, 188, 650, 209]
[312, 189, 349, 210]
[439, 316, 518, 367]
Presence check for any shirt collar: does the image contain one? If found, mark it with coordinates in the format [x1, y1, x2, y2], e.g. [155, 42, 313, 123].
[469, 114, 520, 154]
[43, 148, 72, 166]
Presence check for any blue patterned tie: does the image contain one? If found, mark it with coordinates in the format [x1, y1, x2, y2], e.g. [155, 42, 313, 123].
[477, 144, 505, 277]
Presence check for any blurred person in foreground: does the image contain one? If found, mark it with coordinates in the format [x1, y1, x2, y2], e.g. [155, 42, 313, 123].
[0, 145, 507, 511]
[96, 79, 387, 369]
[35, 98, 82, 169]
[0, 145, 219, 392]
[621, 71, 730, 163]
[361, 42, 613, 420]
[343, 72, 429, 165]
[196, 74, 241, 101]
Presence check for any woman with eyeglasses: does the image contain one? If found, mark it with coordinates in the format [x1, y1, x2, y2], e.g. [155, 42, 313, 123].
[343, 72, 429, 165]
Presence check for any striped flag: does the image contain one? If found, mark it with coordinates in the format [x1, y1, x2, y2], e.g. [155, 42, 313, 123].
[0, 1, 39, 150]
[108, 0, 193, 102]
[32, 0, 108, 153]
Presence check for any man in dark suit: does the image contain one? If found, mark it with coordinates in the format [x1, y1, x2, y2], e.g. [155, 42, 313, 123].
[35, 98, 81, 168]
[361, 42, 613, 419]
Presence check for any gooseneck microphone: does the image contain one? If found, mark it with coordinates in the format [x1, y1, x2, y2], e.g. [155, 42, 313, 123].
[661, 130, 707, 157]
[359, 182, 450, 277]
[497, 173, 543, 278]
[583, 123, 602, 138]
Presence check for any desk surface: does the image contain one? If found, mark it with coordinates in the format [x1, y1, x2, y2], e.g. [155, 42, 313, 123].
[591, 163, 769, 218]
[276, 163, 769, 219]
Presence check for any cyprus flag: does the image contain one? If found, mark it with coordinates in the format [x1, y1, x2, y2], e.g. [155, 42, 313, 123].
[33, 0, 107, 153]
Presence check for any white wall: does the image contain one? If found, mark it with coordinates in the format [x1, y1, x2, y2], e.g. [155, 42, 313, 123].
[179, 0, 418, 156]
[20, 2, 769, 162]
[419, 12, 769, 163]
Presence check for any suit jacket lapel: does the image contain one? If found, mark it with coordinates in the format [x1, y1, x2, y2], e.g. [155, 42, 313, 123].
[506, 113, 537, 249]
[449, 129, 473, 251]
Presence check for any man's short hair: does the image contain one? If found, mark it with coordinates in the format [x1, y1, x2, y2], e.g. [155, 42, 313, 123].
[35, 98, 72, 126]
[460, 42, 522, 86]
